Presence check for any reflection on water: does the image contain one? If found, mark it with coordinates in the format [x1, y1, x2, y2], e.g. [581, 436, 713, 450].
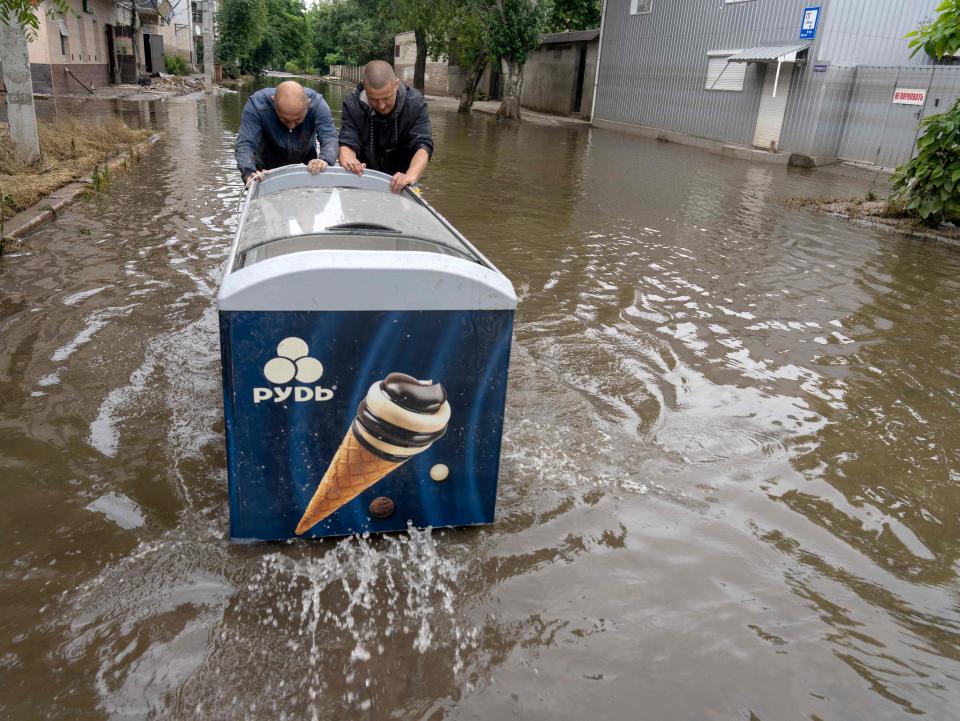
[0, 79, 958, 720]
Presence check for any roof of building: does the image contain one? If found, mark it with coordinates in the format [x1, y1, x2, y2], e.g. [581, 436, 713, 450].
[541, 29, 600, 45]
[727, 44, 812, 63]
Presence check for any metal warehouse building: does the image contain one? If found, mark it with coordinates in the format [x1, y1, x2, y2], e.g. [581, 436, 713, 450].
[592, 0, 960, 169]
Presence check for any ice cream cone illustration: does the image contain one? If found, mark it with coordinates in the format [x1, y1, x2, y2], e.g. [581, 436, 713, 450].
[295, 372, 450, 534]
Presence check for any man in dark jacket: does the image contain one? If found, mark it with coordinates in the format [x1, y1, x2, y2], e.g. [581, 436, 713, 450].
[235, 81, 338, 184]
[338, 61, 434, 194]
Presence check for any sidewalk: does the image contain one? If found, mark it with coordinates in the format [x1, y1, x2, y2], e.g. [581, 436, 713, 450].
[425, 94, 589, 127]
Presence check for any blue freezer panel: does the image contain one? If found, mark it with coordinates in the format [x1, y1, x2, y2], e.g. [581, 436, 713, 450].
[219, 309, 513, 541]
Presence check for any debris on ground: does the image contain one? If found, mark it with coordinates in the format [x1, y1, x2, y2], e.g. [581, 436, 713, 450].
[150, 73, 206, 93]
[45, 74, 208, 101]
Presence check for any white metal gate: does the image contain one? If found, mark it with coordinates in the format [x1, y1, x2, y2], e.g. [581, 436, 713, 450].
[838, 66, 960, 168]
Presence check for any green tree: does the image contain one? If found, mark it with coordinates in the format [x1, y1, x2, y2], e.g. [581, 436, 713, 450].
[381, 0, 446, 91]
[906, 0, 960, 58]
[546, 0, 599, 33]
[250, 0, 312, 73]
[216, 0, 268, 76]
[308, 0, 392, 72]
[450, 0, 495, 112]
[0, 0, 70, 40]
[340, 18, 382, 66]
[489, 0, 551, 119]
[893, 0, 960, 226]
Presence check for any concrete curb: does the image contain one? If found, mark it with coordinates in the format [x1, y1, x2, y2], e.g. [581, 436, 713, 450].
[590, 118, 790, 166]
[2, 133, 161, 241]
[425, 94, 589, 127]
[823, 212, 960, 251]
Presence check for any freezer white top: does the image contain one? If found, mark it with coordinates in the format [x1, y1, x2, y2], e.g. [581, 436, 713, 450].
[217, 166, 517, 312]
[237, 187, 476, 261]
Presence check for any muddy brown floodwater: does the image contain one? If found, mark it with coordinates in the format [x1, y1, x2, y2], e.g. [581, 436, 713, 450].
[1, 80, 959, 721]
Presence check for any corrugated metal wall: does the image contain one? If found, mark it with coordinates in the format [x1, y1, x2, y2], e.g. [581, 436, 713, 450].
[595, 0, 951, 156]
[816, 0, 944, 67]
[780, 65, 856, 157]
[595, 0, 819, 145]
[836, 66, 960, 167]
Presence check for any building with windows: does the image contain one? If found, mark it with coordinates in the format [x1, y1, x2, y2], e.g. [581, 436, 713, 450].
[26, 0, 194, 94]
[593, 0, 960, 168]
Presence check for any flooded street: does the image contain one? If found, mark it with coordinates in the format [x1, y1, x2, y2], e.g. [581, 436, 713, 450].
[2, 81, 959, 720]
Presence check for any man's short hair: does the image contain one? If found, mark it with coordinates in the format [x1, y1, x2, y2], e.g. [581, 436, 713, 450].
[363, 61, 397, 90]
[275, 80, 308, 106]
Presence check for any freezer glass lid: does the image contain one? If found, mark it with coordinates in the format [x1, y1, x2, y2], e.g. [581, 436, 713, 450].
[238, 187, 473, 256]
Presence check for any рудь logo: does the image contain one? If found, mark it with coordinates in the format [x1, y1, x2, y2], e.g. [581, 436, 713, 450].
[254, 337, 335, 404]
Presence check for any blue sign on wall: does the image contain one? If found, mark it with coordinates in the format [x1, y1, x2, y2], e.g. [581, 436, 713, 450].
[800, 6, 821, 40]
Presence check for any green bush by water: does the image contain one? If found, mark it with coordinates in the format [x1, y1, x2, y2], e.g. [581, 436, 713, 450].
[283, 60, 317, 76]
[891, 98, 960, 227]
[164, 54, 190, 76]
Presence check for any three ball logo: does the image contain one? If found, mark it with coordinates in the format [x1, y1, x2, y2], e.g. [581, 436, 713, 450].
[253, 337, 335, 404]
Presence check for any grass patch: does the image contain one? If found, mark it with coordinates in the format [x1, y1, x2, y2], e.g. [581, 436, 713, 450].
[781, 195, 852, 209]
[879, 198, 908, 218]
[0, 118, 152, 221]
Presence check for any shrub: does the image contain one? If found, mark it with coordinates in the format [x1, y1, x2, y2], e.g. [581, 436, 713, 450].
[164, 54, 189, 76]
[324, 52, 345, 68]
[891, 97, 960, 227]
[284, 60, 303, 74]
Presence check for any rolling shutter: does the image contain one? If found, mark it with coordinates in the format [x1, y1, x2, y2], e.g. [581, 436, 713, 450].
[753, 63, 795, 150]
[706, 54, 746, 91]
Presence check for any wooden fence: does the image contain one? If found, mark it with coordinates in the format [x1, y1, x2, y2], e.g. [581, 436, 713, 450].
[329, 65, 363, 85]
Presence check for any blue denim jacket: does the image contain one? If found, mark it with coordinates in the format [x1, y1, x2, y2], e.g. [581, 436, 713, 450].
[235, 87, 338, 180]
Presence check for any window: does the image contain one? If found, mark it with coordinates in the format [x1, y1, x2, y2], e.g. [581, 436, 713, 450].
[705, 52, 746, 91]
[630, 0, 652, 14]
[394, 44, 400, 57]
[58, 18, 70, 57]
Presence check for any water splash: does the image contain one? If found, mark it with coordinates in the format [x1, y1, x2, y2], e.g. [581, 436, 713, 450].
[225, 527, 478, 715]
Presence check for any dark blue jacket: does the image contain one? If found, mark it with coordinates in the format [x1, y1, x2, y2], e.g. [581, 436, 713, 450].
[235, 87, 338, 180]
[339, 82, 433, 175]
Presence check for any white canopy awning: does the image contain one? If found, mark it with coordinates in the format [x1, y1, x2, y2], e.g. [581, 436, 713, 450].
[727, 44, 811, 64]
[726, 43, 812, 98]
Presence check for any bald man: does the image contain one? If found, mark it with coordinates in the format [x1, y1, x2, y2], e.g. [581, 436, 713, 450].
[235, 81, 338, 184]
[339, 61, 434, 193]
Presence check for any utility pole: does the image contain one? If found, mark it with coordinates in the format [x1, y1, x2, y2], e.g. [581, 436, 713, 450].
[203, 0, 214, 90]
[0, 20, 41, 162]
